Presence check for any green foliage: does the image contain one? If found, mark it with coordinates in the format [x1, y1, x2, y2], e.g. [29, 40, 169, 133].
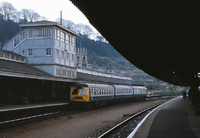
[160, 90, 182, 96]
[77, 35, 121, 58]
[0, 19, 20, 43]
[77, 35, 136, 71]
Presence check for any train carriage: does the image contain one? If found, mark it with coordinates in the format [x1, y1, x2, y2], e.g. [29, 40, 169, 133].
[70, 83, 147, 106]
[70, 83, 115, 104]
[132, 86, 147, 100]
[113, 85, 133, 99]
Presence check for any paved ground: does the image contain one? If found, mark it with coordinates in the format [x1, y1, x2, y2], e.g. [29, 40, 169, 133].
[134, 96, 200, 138]
[0, 99, 165, 138]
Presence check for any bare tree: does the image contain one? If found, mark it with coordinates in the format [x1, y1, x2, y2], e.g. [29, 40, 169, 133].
[0, 1, 16, 21]
[20, 9, 29, 22]
[19, 9, 41, 23]
[75, 23, 92, 37]
[13, 11, 21, 23]
[60, 19, 75, 30]
[28, 10, 40, 22]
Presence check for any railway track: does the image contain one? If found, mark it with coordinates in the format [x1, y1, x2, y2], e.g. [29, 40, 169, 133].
[0, 112, 65, 131]
[98, 101, 167, 138]
[0, 96, 175, 133]
[0, 103, 69, 132]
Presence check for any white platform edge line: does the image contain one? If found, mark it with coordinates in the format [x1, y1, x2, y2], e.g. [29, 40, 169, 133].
[0, 103, 68, 112]
[127, 96, 180, 138]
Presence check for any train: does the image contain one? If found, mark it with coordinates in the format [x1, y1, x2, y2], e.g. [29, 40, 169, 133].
[70, 83, 147, 106]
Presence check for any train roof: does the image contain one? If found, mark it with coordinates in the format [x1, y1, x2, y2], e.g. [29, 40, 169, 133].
[72, 83, 113, 88]
[112, 85, 132, 89]
[132, 86, 147, 89]
[72, 83, 147, 89]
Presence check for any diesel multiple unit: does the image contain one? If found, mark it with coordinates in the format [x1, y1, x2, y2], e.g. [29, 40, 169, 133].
[70, 83, 147, 105]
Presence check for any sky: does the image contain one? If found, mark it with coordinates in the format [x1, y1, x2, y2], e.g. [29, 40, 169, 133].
[0, 0, 90, 25]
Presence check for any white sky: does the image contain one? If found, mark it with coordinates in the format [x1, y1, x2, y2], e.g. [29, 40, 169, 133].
[0, 0, 90, 25]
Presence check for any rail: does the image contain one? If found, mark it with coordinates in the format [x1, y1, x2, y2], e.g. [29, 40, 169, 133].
[98, 101, 166, 138]
[0, 103, 69, 131]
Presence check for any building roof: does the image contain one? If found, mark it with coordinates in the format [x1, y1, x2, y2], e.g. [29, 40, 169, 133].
[0, 58, 50, 77]
[0, 58, 74, 82]
[0, 49, 26, 63]
[20, 21, 78, 36]
[77, 72, 134, 85]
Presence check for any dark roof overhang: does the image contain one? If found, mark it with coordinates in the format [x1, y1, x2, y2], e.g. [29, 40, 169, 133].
[70, 0, 200, 86]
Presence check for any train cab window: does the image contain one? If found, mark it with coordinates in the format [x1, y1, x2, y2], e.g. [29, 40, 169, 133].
[72, 89, 78, 95]
[80, 89, 87, 95]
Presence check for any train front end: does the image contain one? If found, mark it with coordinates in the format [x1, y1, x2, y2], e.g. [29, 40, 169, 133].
[70, 84, 90, 103]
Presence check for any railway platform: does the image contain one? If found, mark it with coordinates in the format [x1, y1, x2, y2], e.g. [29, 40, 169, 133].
[0, 102, 68, 113]
[132, 96, 200, 138]
[0, 102, 68, 123]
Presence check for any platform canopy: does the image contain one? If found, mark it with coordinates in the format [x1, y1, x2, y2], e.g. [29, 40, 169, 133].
[70, 0, 200, 86]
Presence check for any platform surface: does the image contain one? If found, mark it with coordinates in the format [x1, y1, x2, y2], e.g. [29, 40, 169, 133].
[133, 96, 200, 138]
[0, 102, 68, 112]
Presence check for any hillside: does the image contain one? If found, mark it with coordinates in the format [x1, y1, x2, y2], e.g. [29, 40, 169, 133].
[0, 19, 20, 44]
[76, 35, 137, 72]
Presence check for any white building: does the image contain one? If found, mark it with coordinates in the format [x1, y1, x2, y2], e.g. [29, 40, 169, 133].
[3, 21, 78, 79]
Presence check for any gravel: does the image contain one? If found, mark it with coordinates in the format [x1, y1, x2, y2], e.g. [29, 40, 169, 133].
[0, 99, 167, 138]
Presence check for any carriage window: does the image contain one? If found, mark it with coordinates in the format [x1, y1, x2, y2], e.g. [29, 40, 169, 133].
[90, 89, 94, 95]
[94, 89, 97, 95]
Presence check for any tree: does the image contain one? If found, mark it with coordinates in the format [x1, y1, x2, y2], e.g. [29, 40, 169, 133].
[0, 13, 3, 20]
[28, 10, 40, 22]
[19, 9, 41, 23]
[59, 19, 75, 30]
[0, 1, 16, 21]
[20, 9, 29, 23]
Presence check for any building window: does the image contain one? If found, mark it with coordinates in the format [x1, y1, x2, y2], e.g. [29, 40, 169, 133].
[28, 29, 33, 38]
[55, 49, 59, 57]
[21, 31, 25, 40]
[72, 54, 74, 61]
[71, 36, 75, 45]
[65, 34, 69, 44]
[67, 70, 71, 77]
[34, 28, 42, 39]
[56, 68, 61, 76]
[62, 70, 66, 77]
[55, 29, 60, 40]
[77, 56, 80, 63]
[61, 51, 64, 58]
[14, 35, 20, 47]
[28, 49, 33, 56]
[67, 53, 69, 60]
[61, 31, 64, 42]
[46, 48, 51, 56]
[43, 28, 51, 38]
[34, 28, 51, 39]
[71, 71, 76, 78]
[69, 35, 71, 44]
